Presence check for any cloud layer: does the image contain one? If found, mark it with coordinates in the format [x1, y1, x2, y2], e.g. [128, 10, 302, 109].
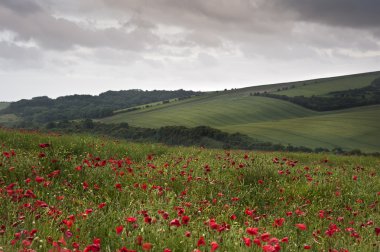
[1, 0, 380, 100]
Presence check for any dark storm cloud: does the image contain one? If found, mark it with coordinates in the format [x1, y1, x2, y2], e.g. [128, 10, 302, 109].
[2, 0, 379, 54]
[275, 0, 380, 29]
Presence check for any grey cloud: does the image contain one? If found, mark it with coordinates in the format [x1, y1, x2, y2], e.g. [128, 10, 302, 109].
[0, 0, 42, 15]
[0, 41, 43, 69]
[273, 0, 380, 29]
[0, 1, 161, 51]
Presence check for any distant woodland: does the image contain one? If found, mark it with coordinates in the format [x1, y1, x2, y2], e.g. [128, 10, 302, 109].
[0, 89, 201, 123]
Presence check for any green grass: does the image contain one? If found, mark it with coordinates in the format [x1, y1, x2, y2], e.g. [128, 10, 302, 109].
[275, 71, 380, 97]
[220, 105, 380, 152]
[0, 102, 9, 110]
[101, 95, 316, 127]
[100, 71, 380, 152]
[0, 128, 379, 251]
[0, 113, 19, 125]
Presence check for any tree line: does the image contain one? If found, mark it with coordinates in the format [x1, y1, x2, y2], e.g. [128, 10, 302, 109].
[11, 119, 374, 156]
[0, 89, 201, 123]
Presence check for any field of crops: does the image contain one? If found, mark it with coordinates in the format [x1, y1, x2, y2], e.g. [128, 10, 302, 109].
[100, 94, 380, 152]
[1, 128, 379, 251]
[0, 103, 9, 111]
[219, 105, 380, 153]
[275, 72, 380, 97]
[101, 95, 316, 127]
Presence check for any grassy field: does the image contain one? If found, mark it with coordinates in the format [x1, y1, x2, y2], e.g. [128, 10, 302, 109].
[219, 105, 380, 152]
[101, 95, 316, 127]
[0, 113, 19, 126]
[275, 71, 380, 97]
[0, 128, 379, 251]
[0, 102, 9, 110]
[100, 71, 380, 152]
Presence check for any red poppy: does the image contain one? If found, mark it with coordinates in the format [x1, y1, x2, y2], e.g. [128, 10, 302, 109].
[295, 223, 307, 231]
[304, 245, 311, 249]
[262, 245, 275, 252]
[261, 232, 271, 242]
[197, 236, 206, 247]
[246, 227, 259, 236]
[142, 243, 152, 251]
[273, 218, 285, 227]
[243, 237, 251, 247]
[375, 227, 380, 236]
[126, 217, 137, 223]
[116, 225, 123, 235]
[39, 143, 50, 148]
[181, 215, 190, 225]
[98, 202, 106, 209]
[170, 219, 181, 227]
[210, 241, 219, 251]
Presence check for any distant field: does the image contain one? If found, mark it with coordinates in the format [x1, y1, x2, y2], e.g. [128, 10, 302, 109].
[275, 71, 380, 97]
[101, 95, 317, 127]
[220, 105, 380, 152]
[0, 102, 9, 110]
[100, 71, 380, 152]
[0, 113, 19, 125]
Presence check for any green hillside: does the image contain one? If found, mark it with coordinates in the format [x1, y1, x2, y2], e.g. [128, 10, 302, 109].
[101, 71, 380, 152]
[274, 71, 380, 97]
[0, 102, 9, 110]
[101, 95, 317, 127]
[219, 105, 380, 152]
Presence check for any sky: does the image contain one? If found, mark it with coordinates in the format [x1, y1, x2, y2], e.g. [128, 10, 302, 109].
[1, 0, 380, 101]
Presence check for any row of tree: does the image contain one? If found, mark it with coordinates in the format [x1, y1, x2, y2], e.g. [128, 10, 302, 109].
[18, 119, 375, 156]
[0, 89, 201, 123]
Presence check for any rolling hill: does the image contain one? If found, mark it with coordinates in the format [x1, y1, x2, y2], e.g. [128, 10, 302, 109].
[0, 102, 9, 110]
[100, 71, 380, 152]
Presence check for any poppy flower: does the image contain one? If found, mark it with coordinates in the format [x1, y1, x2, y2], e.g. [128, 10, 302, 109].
[210, 241, 219, 251]
[295, 223, 307, 231]
[142, 243, 152, 251]
[246, 227, 259, 236]
[273, 218, 285, 227]
[98, 202, 106, 209]
[170, 219, 181, 227]
[126, 217, 137, 223]
[242, 237, 251, 247]
[262, 245, 275, 252]
[116, 225, 123, 235]
[39, 143, 50, 148]
[197, 236, 206, 247]
[281, 237, 289, 243]
[181, 215, 190, 225]
[261, 232, 271, 242]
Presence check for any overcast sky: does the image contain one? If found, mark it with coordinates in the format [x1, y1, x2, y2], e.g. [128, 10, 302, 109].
[1, 0, 380, 101]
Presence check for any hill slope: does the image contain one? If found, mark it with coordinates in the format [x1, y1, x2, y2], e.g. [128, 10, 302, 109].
[101, 95, 317, 127]
[101, 71, 380, 152]
[275, 71, 380, 97]
[0, 102, 9, 110]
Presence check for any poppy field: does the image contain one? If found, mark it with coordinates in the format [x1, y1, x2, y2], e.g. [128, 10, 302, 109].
[0, 128, 379, 251]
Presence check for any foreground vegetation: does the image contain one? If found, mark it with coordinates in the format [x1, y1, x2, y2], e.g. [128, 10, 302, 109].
[0, 128, 379, 251]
